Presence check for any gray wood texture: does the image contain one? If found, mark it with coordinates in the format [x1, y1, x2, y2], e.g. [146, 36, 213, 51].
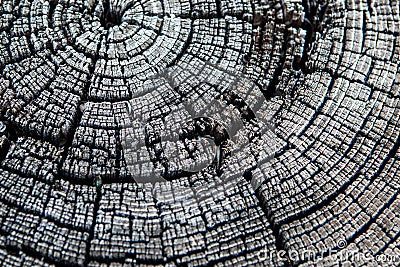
[0, 0, 399, 266]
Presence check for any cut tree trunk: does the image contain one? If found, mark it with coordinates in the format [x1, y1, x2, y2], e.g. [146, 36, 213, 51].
[0, 0, 399, 266]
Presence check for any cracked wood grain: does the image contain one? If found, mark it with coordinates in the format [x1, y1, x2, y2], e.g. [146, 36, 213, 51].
[0, 0, 399, 266]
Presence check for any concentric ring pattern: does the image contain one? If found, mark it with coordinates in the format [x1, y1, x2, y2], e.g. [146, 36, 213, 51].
[0, 0, 399, 266]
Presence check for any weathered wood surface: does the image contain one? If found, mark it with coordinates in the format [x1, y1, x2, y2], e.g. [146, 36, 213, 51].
[0, 0, 399, 266]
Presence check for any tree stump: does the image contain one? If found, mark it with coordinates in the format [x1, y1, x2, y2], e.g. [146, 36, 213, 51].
[0, 0, 399, 266]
